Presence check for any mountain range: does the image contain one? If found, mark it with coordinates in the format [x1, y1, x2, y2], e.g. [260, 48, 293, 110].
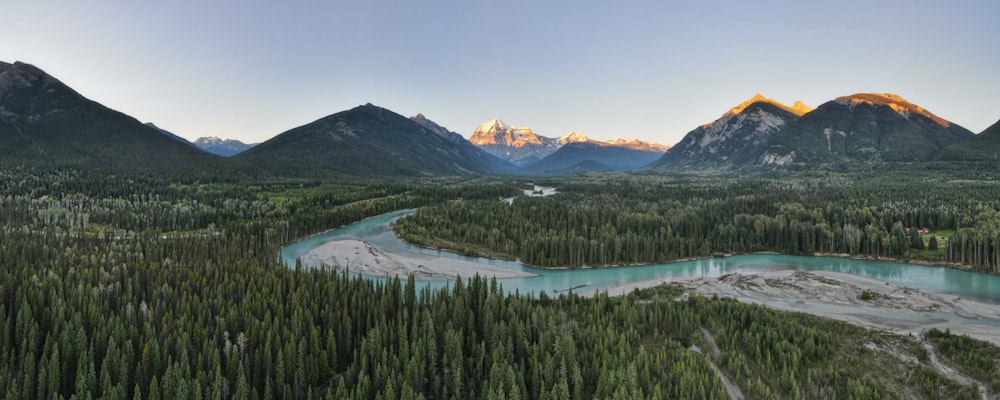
[523, 141, 666, 174]
[468, 119, 562, 166]
[2, 60, 997, 178]
[469, 119, 671, 173]
[652, 93, 979, 171]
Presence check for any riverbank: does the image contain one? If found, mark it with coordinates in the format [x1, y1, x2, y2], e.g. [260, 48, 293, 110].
[288, 209, 1000, 347]
[389, 237, 994, 277]
[811, 251, 990, 274]
[298, 238, 537, 280]
[605, 270, 1000, 347]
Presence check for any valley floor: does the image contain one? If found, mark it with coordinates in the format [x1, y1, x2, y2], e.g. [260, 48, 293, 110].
[301, 234, 1000, 350]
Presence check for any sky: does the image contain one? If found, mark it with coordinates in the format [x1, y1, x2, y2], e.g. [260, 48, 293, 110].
[3, 0, 999, 146]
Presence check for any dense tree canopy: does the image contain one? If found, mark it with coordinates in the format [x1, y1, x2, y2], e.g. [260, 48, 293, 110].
[1, 168, 997, 399]
[398, 174, 1000, 274]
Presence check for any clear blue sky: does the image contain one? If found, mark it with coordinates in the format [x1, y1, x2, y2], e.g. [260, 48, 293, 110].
[3, 0, 998, 145]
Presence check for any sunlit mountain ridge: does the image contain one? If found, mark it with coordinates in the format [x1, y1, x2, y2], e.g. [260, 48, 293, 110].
[654, 92, 977, 170]
[2, 60, 997, 177]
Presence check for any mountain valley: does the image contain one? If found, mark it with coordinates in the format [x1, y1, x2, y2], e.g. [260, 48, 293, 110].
[3, 59, 1000, 400]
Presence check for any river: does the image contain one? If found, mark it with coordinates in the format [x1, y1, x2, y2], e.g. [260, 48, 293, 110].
[281, 209, 1000, 304]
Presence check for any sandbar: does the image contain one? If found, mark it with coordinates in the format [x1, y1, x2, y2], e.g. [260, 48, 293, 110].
[298, 239, 537, 280]
[605, 270, 1000, 346]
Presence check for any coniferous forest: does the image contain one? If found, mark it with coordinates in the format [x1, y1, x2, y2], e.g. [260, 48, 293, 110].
[398, 172, 1000, 273]
[2, 168, 1000, 399]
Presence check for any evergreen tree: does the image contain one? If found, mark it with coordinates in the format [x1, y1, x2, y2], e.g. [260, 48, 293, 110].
[911, 231, 926, 250]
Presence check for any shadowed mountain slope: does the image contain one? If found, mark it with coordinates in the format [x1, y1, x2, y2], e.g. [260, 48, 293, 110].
[235, 104, 503, 178]
[0, 61, 224, 174]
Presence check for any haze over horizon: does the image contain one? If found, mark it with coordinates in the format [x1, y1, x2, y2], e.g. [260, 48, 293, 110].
[3, 0, 998, 146]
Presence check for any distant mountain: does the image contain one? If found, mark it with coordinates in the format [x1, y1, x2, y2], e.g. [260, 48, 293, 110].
[143, 123, 256, 157]
[937, 118, 1000, 161]
[234, 104, 501, 178]
[193, 136, 256, 157]
[524, 141, 666, 174]
[0, 61, 222, 174]
[759, 93, 974, 166]
[603, 138, 671, 153]
[559, 132, 590, 145]
[651, 94, 808, 170]
[409, 114, 515, 171]
[468, 119, 561, 166]
[469, 119, 672, 169]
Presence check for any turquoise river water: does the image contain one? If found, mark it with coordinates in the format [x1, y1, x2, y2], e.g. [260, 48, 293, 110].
[281, 209, 1000, 303]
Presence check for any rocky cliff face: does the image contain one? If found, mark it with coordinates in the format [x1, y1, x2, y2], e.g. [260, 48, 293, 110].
[652, 95, 807, 169]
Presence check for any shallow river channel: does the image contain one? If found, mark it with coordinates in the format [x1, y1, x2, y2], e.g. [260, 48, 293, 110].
[282, 209, 1000, 304]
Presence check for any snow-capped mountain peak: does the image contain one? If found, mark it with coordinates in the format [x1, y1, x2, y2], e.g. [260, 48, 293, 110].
[469, 118, 560, 165]
[194, 136, 228, 146]
[470, 119, 546, 146]
[475, 119, 510, 135]
[560, 132, 590, 144]
[193, 136, 256, 157]
[469, 118, 671, 167]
